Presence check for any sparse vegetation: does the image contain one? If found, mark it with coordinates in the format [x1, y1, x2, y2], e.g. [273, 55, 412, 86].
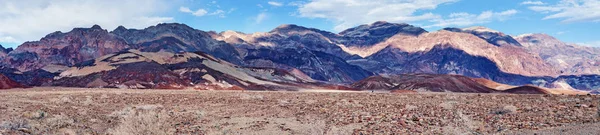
[492, 105, 518, 115]
[108, 105, 171, 135]
[0, 88, 598, 134]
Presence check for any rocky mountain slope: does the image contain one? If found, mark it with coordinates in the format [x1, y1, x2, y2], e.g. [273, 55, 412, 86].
[0, 21, 598, 92]
[0, 44, 12, 58]
[352, 29, 557, 77]
[350, 74, 497, 93]
[5, 25, 129, 71]
[443, 26, 522, 47]
[111, 23, 243, 64]
[211, 24, 374, 83]
[52, 49, 316, 90]
[0, 74, 27, 89]
[350, 74, 587, 94]
[516, 33, 600, 75]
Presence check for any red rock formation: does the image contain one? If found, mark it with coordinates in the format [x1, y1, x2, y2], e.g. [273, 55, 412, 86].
[6, 25, 129, 71]
[0, 74, 27, 89]
[351, 74, 498, 93]
[503, 85, 549, 94]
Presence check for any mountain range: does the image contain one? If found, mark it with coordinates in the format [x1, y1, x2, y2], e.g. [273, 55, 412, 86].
[0, 21, 598, 93]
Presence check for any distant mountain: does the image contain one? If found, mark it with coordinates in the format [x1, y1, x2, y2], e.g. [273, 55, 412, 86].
[443, 26, 522, 47]
[516, 33, 600, 75]
[0, 44, 13, 57]
[350, 30, 557, 79]
[0, 21, 598, 92]
[53, 50, 316, 90]
[338, 21, 427, 47]
[5, 25, 129, 71]
[111, 23, 243, 64]
[350, 74, 497, 93]
[211, 24, 374, 83]
[351, 74, 587, 94]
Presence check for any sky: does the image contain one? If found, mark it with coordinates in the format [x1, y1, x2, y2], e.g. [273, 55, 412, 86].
[0, 0, 599, 48]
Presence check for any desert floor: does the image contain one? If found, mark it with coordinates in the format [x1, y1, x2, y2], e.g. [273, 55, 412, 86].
[1, 87, 599, 135]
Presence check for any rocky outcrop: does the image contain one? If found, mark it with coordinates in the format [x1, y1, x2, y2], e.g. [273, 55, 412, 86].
[5, 25, 130, 71]
[0, 44, 12, 57]
[212, 25, 373, 83]
[443, 26, 522, 47]
[516, 33, 600, 75]
[111, 23, 243, 64]
[0, 65, 57, 86]
[351, 74, 497, 93]
[352, 30, 558, 78]
[0, 74, 27, 89]
[351, 74, 587, 94]
[53, 50, 315, 90]
[243, 47, 373, 83]
[502, 85, 549, 94]
[1, 21, 598, 92]
[337, 21, 427, 47]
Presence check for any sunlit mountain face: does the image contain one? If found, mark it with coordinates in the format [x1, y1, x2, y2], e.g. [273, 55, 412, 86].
[0, 21, 597, 93]
[2, 1, 600, 135]
[0, 0, 598, 92]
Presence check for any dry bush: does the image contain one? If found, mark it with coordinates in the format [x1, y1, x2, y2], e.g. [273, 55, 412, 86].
[404, 104, 418, 111]
[492, 105, 518, 115]
[0, 119, 30, 133]
[1, 113, 79, 135]
[439, 101, 457, 110]
[108, 105, 172, 135]
[82, 95, 94, 106]
[238, 93, 264, 100]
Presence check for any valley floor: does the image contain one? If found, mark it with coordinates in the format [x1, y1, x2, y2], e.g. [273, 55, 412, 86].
[0, 87, 599, 134]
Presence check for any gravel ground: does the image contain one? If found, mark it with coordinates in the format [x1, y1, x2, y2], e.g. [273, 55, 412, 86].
[0, 87, 599, 135]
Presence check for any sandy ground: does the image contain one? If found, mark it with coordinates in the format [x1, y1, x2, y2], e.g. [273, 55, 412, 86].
[0, 87, 599, 135]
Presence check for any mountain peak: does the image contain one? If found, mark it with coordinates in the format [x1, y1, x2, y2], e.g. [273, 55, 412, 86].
[270, 24, 306, 33]
[339, 21, 426, 37]
[275, 24, 298, 29]
[69, 24, 107, 33]
[371, 21, 408, 27]
[115, 25, 127, 31]
[91, 24, 102, 29]
[270, 24, 338, 37]
[516, 33, 554, 39]
[515, 33, 560, 45]
[154, 23, 194, 29]
[0, 44, 12, 55]
[462, 26, 499, 33]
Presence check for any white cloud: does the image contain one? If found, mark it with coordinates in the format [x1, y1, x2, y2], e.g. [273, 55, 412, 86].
[179, 6, 193, 13]
[209, 9, 226, 18]
[521, 1, 545, 5]
[0, 36, 18, 43]
[426, 9, 518, 28]
[179, 6, 208, 16]
[255, 12, 268, 24]
[296, 0, 458, 31]
[0, 0, 174, 45]
[528, 0, 600, 23]
[288, 1, 306, 6]
[180, 6, 233, 18]
[268, 1, 284, 7]
[579, 41, 600, 47]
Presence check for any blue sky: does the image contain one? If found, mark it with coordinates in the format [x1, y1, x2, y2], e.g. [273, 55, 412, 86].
[1, 0, 599, 48]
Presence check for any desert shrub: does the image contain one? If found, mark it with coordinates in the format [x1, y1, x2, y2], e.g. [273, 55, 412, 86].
[108, 105, 172, 135]
[492, 105, 518, 115]
[0, 119, 30, 131]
